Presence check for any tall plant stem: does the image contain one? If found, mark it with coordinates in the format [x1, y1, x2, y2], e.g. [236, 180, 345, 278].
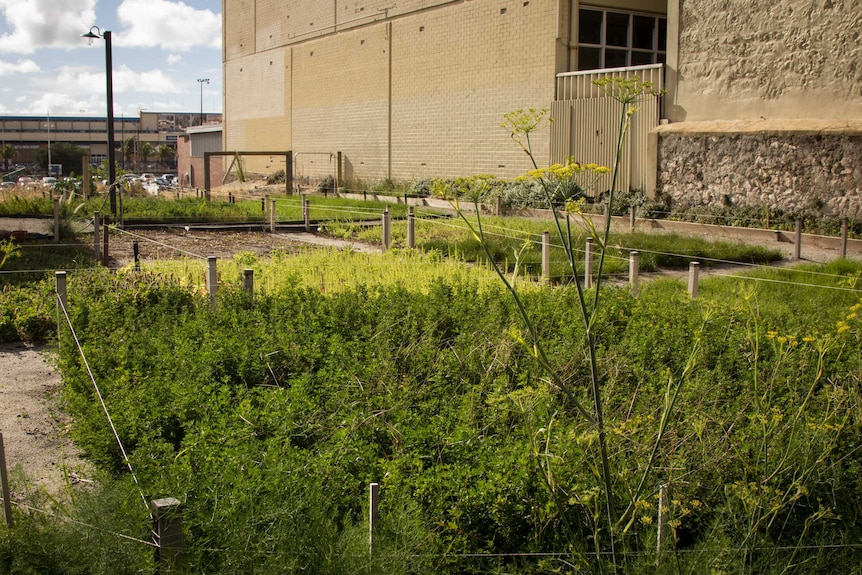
[520, 148, 620, 569]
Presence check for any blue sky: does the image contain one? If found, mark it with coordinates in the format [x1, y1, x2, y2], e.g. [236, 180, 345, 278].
[0, 0, 222, 117]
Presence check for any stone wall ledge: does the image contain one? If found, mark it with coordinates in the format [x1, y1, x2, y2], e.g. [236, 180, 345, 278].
[654, 119, 862, 135]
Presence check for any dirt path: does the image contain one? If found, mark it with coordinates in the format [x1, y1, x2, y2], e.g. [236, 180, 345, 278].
[0, 342, 89, 497]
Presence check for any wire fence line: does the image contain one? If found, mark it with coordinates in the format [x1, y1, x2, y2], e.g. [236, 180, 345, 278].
[55, 293, 151, 519]
[8, 500, 157, 549]
[3, 206, 860, 295]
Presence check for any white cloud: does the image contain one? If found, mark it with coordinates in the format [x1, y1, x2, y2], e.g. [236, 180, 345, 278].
[0, 0, 96, 54]
[116, 0, 221, 51]
[0, 57, 38, 75]
[15, 91, 102, 115]
[55, 64, 182, 97]
[167, 53, 182, 65]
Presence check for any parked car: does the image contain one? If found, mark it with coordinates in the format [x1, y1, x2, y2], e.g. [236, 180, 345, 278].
[18, 176, 33, 186]
[154, 177, 172, 190]
[41, 177, 57, 188]
[1, 181, 15, 189]
[140, 173, 156, 183]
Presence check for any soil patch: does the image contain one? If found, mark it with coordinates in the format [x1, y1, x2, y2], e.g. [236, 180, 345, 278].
[0, 342, 89, 497]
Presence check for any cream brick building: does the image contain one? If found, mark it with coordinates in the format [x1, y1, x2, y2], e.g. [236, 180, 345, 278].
[223, 0, 665, 183]
[223, 0, 862, 216]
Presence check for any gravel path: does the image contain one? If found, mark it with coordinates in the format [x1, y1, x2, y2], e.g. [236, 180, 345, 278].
[0, 342, 89, 497]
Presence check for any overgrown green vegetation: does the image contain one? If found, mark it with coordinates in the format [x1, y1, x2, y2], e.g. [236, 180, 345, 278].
[4, 253, 850, 574]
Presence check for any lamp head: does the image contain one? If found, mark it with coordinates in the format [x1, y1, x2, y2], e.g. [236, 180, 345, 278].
[82, 26, 102, 45]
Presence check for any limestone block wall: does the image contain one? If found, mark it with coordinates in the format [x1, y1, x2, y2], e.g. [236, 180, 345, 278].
[670, 0, 862, 122]
[656, 125, 862, 219]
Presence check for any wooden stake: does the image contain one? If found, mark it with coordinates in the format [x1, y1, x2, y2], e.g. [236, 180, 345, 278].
[93, 211, 101, 261]
[55, 271, 67, 351]
[151, 497, 182, 573]
[795, 219, 802, 260]
[369, 482, 379, 557]
[688, 261, 700, 299]
[243, 269, 254, 294]
[0, 433, 13, 528]
[207, 257, 218, 309]
[407, 207, 415, 249]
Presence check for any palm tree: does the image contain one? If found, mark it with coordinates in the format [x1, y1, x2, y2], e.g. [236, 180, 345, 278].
[156, 144, 176, 168]
[139, 142, 155, 165]
[0, 143, 17, 171]
[121, 136, 136, 169]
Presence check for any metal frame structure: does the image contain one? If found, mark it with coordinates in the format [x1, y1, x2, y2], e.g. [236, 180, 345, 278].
[203, 151, 293, 199]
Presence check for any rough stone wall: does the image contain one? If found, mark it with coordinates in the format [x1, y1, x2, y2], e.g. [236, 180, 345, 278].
[657, 131, 862, 219]
[672, 0, 862, 122]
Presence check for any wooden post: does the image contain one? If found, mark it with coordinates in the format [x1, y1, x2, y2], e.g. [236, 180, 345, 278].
[407, 207, 415, 249]
[151, 497, 183, 573]
[629, 205, 636, 231]
[55, 271, 67, 348]
[285, 151, 293, 196]
[82, 157, 90, 199]
[841, 217, 848, 258]
[382, 208, 391, 252]
[270, 199, 276, 233]
[53, 198, 60, 241]
[133, 242, 140, 271]
[303, 194, 310, 232]
[542, 231, 551, 282]
[496, 195, 503, 216]
[261, 198, 266, 213]
[688, 261, 700, 299]
[93, 211, 101, 261]
[603, 202, 610, 230]
[656, 483, 670, 566]
[369, 483, 379, 557]
[584, 237, 593, 289]
[243, 269, 254, 294]
[629, 251, 640, 297]
[101, 217, 109, 267]
[795, 219, 802, 260]
[0, 433, 12, 528]
[336, 151, 342, 191]
[207, 257, 218, 309]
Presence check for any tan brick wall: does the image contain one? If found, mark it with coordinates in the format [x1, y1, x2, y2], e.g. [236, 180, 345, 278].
[224, 0, 256, 60]
[224, 0, 565, 183]
[672, 0, 862, 121]
[291, 28, 390, 181]
[390, 1, 558, 179]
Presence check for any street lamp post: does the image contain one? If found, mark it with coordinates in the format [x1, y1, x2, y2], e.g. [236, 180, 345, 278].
[45, 111, 52, 176]
[197, 78, 209, 126]
[82, 26, 117, 216]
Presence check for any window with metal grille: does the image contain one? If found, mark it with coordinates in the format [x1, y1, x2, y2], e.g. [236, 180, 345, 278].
[578, 7, 667, 70]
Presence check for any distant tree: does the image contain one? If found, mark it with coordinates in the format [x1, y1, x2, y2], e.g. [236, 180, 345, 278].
[34, 142, 88, 176]
[139, 142, 155, 164]
[121, 136, 136, 167]
[156, 144, 176, 168]
[0, 143, 16, 171]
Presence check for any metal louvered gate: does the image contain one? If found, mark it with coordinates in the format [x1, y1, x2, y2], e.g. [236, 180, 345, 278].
[550, 64, 663, 198]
